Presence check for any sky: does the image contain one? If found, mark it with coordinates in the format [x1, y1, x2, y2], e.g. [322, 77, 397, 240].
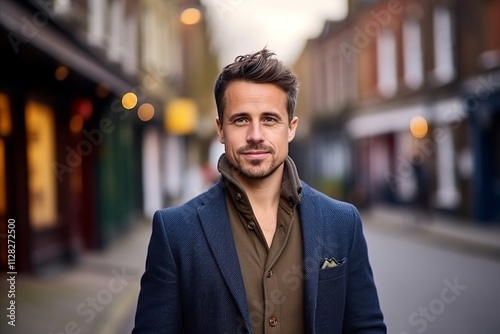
[200, 0, 349, 67]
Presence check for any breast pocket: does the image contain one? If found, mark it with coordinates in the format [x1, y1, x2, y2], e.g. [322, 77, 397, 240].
[316, 260, 348, 329]
[318, 259, 347, 281]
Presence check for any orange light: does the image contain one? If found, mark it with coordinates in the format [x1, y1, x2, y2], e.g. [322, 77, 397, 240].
[55, 66, 69, 81]
[180, 7, 202, 25]
[138, 103, 155, 122]
[410, 116, 429, 138]
[122, 92, 138, 109]
[96, 83, 110, 98]
[70, 114, 83, 133]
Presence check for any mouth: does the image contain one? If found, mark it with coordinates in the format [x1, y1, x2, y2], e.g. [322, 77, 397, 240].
[241, 150, 269, 159]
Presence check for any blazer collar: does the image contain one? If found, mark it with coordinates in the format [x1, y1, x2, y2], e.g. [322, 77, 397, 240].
[298, 183, 324, 333]
[197, 182, 252, 331]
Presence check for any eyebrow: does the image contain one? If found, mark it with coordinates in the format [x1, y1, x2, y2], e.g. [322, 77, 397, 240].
[227, 111, 284, 122]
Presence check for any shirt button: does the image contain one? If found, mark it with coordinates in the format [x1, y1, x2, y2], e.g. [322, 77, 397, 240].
[269, 316, 278, 327]
[247, 221, 255, 230]
[267, 270, 273, 278]
[235, 193, 242, 201]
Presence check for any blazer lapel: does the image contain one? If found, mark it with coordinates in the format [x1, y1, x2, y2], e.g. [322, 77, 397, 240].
[299, 185, 324, 333]
[197, 184, 252, 330]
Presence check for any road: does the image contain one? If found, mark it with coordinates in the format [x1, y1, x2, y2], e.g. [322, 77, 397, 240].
[363, 223, 500, 334]
[120, 213, 500, 334]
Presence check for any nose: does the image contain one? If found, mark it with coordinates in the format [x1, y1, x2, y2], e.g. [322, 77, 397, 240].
[246, 122, 264, 143]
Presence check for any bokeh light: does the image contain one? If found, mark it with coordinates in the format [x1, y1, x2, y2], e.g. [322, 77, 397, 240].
[70, 114, 83, 134]
[122, 92, 138, 109]
[96, 83, 110, 98]
[165, 98, 198, 135]
[55, 66, 69, 81]
[180, 7, 202, 25]
[138, 103, 155, 122]
[410, 116, 429, 138]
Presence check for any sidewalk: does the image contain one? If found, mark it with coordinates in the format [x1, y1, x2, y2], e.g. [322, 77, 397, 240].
[360, 204, 500, 259]
[0, 219, 152, 334]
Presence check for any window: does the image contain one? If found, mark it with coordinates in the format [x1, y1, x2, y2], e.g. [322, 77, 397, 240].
[433, 6, 455, 83]
[403, 18, 424, 89]
[377, 28, 397, 98]
[25, 101, 58, 229]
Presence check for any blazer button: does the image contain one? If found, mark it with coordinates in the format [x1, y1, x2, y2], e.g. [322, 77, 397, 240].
[247, 221, 255, 230]
[235, 193, 242, 201]
[269, 316, 278, 327]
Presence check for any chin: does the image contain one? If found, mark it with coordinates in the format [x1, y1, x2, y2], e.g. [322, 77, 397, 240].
[240, 162, 281, 179]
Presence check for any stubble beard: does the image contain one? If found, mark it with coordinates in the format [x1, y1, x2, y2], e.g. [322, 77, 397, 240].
[236, 156, 281, 179]
[232, 145, 285, 180]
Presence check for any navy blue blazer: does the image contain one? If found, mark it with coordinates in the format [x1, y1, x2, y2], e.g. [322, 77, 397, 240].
[133, 181, 386, 333]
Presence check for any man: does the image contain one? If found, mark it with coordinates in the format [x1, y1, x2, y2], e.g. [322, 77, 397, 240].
[133, 48, 386, 333]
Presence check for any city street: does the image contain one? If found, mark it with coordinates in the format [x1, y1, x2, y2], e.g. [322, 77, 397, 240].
[363, 216, 500, 334]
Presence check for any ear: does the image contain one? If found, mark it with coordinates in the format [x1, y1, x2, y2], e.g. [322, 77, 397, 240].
[216, 118, 224, 144]
[288, 116, 298, 142]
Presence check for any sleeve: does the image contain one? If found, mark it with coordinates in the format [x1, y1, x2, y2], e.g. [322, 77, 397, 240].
[343, 204, 387, 333]
[132, 210, 183, 333]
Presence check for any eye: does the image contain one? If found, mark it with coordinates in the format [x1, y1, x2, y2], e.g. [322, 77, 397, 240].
[233, 117, 248, 124]
[262, 116, 277, 124]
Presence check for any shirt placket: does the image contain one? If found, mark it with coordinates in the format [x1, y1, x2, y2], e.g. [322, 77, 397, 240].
[262, 202, 293, 334]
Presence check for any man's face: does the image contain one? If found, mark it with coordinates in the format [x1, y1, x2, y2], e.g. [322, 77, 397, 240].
[216, 81, 298, 181]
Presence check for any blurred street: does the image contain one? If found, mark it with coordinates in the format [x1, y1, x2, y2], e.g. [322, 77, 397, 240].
[1, 205, 499, 334]
[1, 0, 500, 333]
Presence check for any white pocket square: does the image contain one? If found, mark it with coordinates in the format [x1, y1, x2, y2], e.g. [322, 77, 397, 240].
[321, 257, 345, 269]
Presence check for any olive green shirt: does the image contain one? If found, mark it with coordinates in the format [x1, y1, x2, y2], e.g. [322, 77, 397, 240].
[218, 154, 305, 334]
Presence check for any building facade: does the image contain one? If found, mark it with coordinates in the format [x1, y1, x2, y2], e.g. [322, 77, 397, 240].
[0, 0, 217, 273]
[293, 0, 500, 223]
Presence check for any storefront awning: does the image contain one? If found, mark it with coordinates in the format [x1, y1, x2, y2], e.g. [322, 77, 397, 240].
[0, 0, 135, 95]
[346, 97, 464, 138]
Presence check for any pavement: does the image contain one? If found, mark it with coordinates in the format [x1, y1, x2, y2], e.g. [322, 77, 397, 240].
[360, 204, 500, 260]
[0, 219, 152, 334]
[1, 205, 499, 334]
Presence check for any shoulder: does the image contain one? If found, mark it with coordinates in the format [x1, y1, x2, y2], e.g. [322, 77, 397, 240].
[300, 181, 359, 218]
[153, 181, 225, 225]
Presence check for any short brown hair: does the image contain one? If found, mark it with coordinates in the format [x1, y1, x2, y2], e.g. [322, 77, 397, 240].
[214, 48, 299, 123]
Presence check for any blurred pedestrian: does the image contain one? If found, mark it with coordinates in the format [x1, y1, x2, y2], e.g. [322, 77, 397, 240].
[410, 152, 433, 224]
[133, 48, 386, 334]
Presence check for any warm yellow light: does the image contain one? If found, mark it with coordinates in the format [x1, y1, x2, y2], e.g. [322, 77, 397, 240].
[180, 7, 202, 25]
[55, 66, 69, 81]
[122, 92, 138, 109]
[25, 101, 57, 229]
[138, 103, 155, 122]
[410, 116, 429, 138]
[165, 98, 198, 135]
